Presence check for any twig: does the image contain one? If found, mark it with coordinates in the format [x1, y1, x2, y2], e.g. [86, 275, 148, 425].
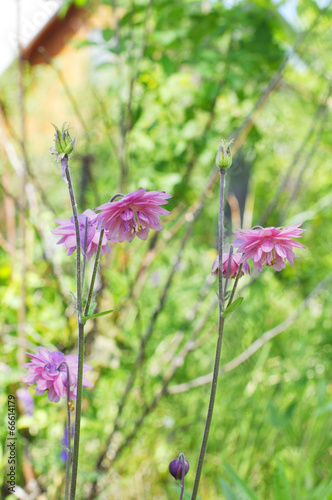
[259, 81, 332, 225]
[39, 48, 91, 142]
[16, 0, 28, 366]
[87, 296, 217, 497]
[279, 93, 330, 222]
[168, 275, 332, 394]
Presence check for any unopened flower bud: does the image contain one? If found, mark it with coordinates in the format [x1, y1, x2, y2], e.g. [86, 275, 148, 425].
[50, 122, 76, 162]
[212, 253, 250, 278]
[215, 138, 233, 170]
[169, 455, 190, 480]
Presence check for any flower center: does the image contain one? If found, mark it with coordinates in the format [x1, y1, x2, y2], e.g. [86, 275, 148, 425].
[266, 248, 277, 266]
[44, 362, 66, 374]
[44, 362, 59, 374]
[130, 213, 144, 234]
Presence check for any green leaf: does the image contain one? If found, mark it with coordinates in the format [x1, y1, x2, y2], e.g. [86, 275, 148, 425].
[222, 297, 244, 317]
[88, 302, 98, 316]
[83, 309, 114, 322]
[102, 28, 114, 41]
[219, 478, 239, 500]
[223, 462, 260, 500]
[272, 460, 292, 500]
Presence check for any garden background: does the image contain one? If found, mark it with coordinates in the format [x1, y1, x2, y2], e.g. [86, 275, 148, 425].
[0, 0, 331, 498]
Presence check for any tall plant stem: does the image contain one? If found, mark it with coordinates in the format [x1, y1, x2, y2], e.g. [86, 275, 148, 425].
[84, 230, 105, 317]
[70, 322, 84, 499]
[63, 158, 84, 500]
[191, 169, 226, 500]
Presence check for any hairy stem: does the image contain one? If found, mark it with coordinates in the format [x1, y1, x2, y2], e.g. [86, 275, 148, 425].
[63, 158, 84, 500]
[70, 321, 84, 499]
[191, 169, 226, 499]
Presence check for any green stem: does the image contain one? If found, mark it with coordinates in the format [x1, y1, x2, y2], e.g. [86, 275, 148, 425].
[218, 170, 226, 312]
[191, 169, 226, 500]
[70, 321, 84, 500]
[62, 158, 84, 500]
[227, 263, 243, 308]
[84, 229, 105, 317]
[179, 453, 185, 500]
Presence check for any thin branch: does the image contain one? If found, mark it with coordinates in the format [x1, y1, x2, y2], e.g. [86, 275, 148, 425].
[38, 48, 91, 142]
[168, 274, 332, 394]
[0, 182, 70, 315]
[259, 81, 332, 226]
[93, 216, 198, 473]
[0, 87, 55, 214]
[16, 0, 28, 365]
[92, 298, 217, 478]
[279, 93, 331, 222]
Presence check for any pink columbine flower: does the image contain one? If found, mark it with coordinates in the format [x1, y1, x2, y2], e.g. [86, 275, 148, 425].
[232, 223, 305, 272]
[212, 253, 250, 278]
[53, 209, 111, 260]
[95, 189, 172, 242]
[22, 347, 94, 403]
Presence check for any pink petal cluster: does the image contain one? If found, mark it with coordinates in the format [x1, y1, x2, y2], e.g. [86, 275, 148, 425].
[232, 223, 305, 272]
[212, 253, 250, 278]
[95, 189, 172, 242]
[22, 347, 93, 403]
[53, 209, 111, 261]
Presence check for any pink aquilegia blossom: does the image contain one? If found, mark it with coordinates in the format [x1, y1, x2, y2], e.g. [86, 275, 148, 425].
[95, 189, 172, 242]
[232, 223, 305, 272]
[53, 209, 111, 260]
[22, 347, 93, 403]
[212, 253, 250, 278]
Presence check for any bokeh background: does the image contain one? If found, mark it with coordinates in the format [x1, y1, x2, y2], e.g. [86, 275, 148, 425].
[0, 0, 332, 498]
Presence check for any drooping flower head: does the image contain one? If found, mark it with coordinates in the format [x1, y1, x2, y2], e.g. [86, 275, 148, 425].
[22, 347, 93, 403]
[212, 252, 250, 278]
[169, 455, 190, 480]
[53, 209, 111, 261]
[95, 189, 172, 242]
[232, 223, 305, 272]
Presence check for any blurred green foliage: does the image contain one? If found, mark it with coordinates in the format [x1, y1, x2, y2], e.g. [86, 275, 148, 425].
[0, 0, 331, 498]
